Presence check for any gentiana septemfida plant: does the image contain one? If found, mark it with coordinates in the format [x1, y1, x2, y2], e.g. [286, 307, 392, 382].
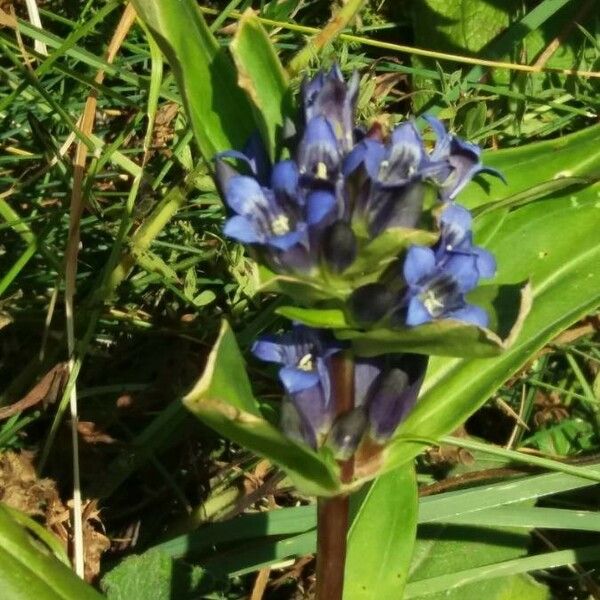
[182, 65, 530, 599]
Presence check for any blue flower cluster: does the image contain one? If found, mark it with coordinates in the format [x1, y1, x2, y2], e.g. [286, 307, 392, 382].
[216, 67, 502, 454]
[252, 326, 427, 452]
[217, 65, 501, 330]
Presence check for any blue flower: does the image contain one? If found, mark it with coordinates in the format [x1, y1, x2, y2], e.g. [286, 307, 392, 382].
[342, 123, 448, 235]
[302, 64, 359, 151]
[222, 173, 305, 251]
[297, 116, 343, 184]
[344, 122, 437, 187]
[252, 326, 342, 447]
[403, 245, 487, 326]
[401, 203, 495, 327]
[221, 156, 338, 269]
[324, 354, 428, 457]
[425, 116, 504, 200]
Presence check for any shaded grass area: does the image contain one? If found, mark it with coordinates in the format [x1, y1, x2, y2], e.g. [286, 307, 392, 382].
[0, 0, 599, 598]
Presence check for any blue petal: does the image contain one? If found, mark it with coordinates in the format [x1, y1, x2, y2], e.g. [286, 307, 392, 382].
[306, 190, 336, 225]
[391, 122, 422, 151]
[440, 203, 472, 242]
[446, 304, 489, 327]
[271, 160, 299, 198]
[268, 229, 304, 251]
[291, 384, 332, 439]
[225, 175, 266, 215]
[223, 215, 263, 244]
[280, 366, 320, 394]
[342, 142, 368, 176]
[475, 247, 496, 279]
[443, 253, 479, 292]
[406, 296, 432, 326]
[423, 115, 451, 161]
[243, 131, 270, 183]
[362, 140, 387, 180]
[251, 338, 285, 364]
[302, 115, 338, 149]
[480, 165, 507, 184]
[404, 246, 436, 286]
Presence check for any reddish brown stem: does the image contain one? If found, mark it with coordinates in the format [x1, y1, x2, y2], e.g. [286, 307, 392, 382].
[315, 352, 355, 600]
[315, 495, 350, 600]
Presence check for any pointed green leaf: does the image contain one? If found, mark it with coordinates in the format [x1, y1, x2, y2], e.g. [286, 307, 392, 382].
[276, 306, 348, 328]
[230, 10, 290, 159]
[131, 0, 254, 159]
[184, 321, 340, 496]
[345, 463, 418, 599]
[463, 123, 600, 208]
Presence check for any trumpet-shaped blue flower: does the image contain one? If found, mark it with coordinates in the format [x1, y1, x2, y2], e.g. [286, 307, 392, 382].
[252, 327, 342, 447]
[425, 116, 504, 200]
[221, 156, 337, 271]
[344, 122, 439, 187]
[401, 203, 495, 327]
[342, 123, 449, 235]
[302, 64, 359, 151]
[358, 354, 428, 443]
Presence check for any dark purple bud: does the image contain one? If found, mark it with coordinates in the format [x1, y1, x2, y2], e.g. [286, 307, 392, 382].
[348, 283, 396, 325]
[368, 354, 428, 442]
[327, 407, 368, 460]
[322, 221, 357, 273]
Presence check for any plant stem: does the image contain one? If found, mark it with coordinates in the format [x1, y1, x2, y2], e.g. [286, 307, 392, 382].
[315, 351, 355, 600]
[316, 495, 350, 600]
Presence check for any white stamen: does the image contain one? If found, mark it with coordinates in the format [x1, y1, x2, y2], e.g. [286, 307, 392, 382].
[271, 214, 290, 236]
[422, 290, 445, 316]
[297, 353, 314, 371]
[316, 161, 328, 179]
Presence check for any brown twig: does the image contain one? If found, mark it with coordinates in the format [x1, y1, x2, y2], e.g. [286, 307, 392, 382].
[0, 363, 67, 420]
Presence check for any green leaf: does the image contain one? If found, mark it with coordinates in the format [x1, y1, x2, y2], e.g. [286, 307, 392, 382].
[383, 182, 600, 473]
[184, 320, 340, 496]
[405, 524, 549, 600]
[276, 306, 348, 328]
[345, 228, 438, 278]
[463, 124, 600, 209]
[345, 463, 418, 599]
[102, 549, 217, 600]
[131, 0, 254, 159]
[0, 503, 103, 600]
[230, 10, 290, 159]
[339, 282, 531, 358]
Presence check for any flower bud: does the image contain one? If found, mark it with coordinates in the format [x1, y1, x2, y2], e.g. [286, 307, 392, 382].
[322, 221, 357, 273]
[348, 283, 395, 325]
[327, 407, 368, 460]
